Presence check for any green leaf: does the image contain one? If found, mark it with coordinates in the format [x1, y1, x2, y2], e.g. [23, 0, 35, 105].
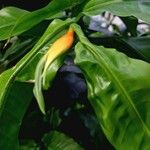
[17, 52, 65, 114]
[43, 55, 66, 90]
[33, 45, 67, 114]
[120, 16, 138, 36]
[20, 20, 50, 38]
[122, 36, 150, 62]
[87, 35, 150, 63]
[0, 7, 29, 40]
[24, 19, 72, 114]
[42, 131, 84, 150]
[46, 108, 62, 129]
[72, 24, 150, 150]
[0, 0, 85, 40]
[83, 0, 150, 23]
[20, 140, 39, 150]
[0, 82, 33, 150]
[0, 18, 71, 113]
[0, 38, 36, 73]
[0, 19, 73, 148]
[16, 53, 43, 82]
[33, 55, 46, 114]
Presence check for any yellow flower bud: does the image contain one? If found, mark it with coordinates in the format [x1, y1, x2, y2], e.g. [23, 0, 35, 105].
[44, 27, 74, 73]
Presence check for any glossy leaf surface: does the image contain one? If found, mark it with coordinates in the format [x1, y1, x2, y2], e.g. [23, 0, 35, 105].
[0, 0, 84, 40]
[73, 24, 150, 150]
[0, 19, 72, 148]
[83, 0, 150, 23]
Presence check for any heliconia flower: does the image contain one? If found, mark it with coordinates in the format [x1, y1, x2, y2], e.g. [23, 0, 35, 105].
[43, 27, 74, 76]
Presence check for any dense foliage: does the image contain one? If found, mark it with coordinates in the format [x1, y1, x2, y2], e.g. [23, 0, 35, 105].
[0, 0, 150, 150]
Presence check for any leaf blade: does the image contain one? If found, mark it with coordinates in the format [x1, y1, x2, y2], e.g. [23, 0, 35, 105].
[72, 24, 150, 149]
[83, 0, 150, 23]
[0, 0, 85, 40]
[42, 131, 84, 150]
[0, 19, 73, 148]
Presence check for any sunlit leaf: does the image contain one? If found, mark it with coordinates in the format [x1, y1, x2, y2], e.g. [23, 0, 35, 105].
[0, 0, 85, 40]
[83, 0, 150, 23]
[73, 24, 150, 150]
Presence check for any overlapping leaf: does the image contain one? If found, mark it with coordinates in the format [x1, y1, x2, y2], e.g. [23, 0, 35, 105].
[72, 24, 150, 150]
[0, 0, 85, 40]
[0, 19, 73, 149]
[83, 0, 150, 23]
[122, 36, 150, 62]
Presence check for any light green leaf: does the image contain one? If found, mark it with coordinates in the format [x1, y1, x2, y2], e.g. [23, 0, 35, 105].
[0, 7, 29, 40]
[83, 0, 150, 23]
[43, 55, 66, 90]
[16, 53, 43, 82]
[73, 24, 150, 150]
[0, 0, 85, 40]
[42, 131, 84, 150]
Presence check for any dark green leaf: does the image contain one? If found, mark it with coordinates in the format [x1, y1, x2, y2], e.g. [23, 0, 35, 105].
[122, 36, 150, 62]
[0, 82, 33, 150]
[0, 19, 73, 148]
[0, 38, 35, 72]
[120, 16, 138, 36]
[88, 35, 150, 62]
[20, 140, 39, 150]
[42, 131, 84, 150]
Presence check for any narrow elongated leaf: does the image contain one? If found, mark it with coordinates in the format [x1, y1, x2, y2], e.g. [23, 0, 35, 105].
[0, 19, 73, 148]
[88, 35, 150, 62]
[42, 131, 83, 150]
[0, 18, 72, 112]
[33, 26, 74, 113]
[0, 0, 85, 40]
[83, 0, 150, 23]
[122, 36, 150, 62]
[0, 82, 33, 150]
[0, 38, 36, 73]
[72, 24, 150, 150]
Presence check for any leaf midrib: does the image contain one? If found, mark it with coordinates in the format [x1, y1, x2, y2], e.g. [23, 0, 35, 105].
[72, 23, 150, 135]
[85, 42, 150, 136]
[0, 20, 72, 117]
